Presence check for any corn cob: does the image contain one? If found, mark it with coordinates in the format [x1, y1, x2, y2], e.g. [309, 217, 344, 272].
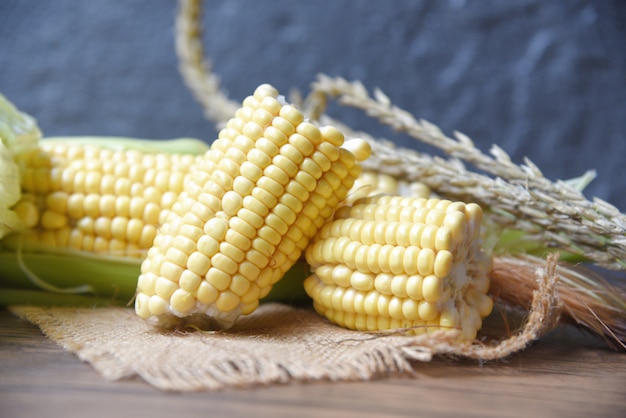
[134, 84, 371, 329]
[6, 137, 208, 257]
[304, 195, 493, 341]
[0, 130, 217, 304]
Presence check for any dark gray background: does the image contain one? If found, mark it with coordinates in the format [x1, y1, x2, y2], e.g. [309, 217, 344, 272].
[1, 0, 624, 210]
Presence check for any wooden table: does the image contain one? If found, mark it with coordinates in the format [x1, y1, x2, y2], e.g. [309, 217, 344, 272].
[1, 308, 624, 418]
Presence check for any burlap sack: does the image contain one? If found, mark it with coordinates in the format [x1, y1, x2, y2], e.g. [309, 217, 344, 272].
[9, 257, 559, 392]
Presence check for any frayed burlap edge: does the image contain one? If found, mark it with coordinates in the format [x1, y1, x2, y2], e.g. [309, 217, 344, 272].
[9, 254, 561, 391]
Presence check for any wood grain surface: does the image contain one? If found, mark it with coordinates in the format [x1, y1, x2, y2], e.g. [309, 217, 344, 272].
[1, 308, 624, 418]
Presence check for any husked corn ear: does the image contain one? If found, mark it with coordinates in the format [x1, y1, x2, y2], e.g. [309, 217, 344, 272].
[304, 195, 492, 341]
[135, 84, 370, 329]
[7, 140, 205, 257]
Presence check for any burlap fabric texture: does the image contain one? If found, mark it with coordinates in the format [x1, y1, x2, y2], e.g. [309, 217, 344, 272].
[9, 265, 559, 392]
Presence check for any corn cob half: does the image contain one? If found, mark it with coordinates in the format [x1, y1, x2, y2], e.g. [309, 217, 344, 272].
[304, 195, 493, 341]
[134, 84, 370, 329]
[0, 131, 214, 304]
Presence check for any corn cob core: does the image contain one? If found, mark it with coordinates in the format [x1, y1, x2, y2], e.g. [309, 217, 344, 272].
[9, 143, 203, 257]
[135, 84, 370, 329]
[304, 195, 493, 341]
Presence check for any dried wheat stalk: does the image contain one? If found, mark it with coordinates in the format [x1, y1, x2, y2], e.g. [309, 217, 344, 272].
[309, 75, 626, 272]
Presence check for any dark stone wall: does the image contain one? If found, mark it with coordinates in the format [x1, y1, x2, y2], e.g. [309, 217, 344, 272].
[1, 0, 625, 209]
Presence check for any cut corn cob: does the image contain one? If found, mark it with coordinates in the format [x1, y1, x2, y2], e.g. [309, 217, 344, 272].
[304, 195, 493, 341]
[134, 84, 371, 329]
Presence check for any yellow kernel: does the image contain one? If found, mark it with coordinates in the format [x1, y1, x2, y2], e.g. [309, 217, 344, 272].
[252, 108, 273, 127]
[170, 288, 195, 314]
[319, 125, 344, 147]
[420, 225, 438, 249]
[295, 171, 317, 193]
[211, 253, 239, 276]
[179, 270, 202, 292]
[257, 176, 284, 198]
[341, 138, 371, 162]
[435, 227, 452, 251]
[161, 261, 184, 282]
[280, 143, 304, 166]
[242, 121, 264, 141]
[257, 225, 281, 247]
[272, 203, 296, 225]
[285, 180, 309, 203]
[443, 211, 467, 243]
[439, 304, 461, 329]
[350, 271, 375, 292]
[94, 217, 112, 239]
[138, 224, 157, 248]
[187, 251, 211, 276]
[204, 217, 229, 241]
[165, 246, 188, 268]
[240, 161, 263, 183]
[422, 274, 443, 302]
[155, 276, 178, 299]
[45, 191, 68, 213]
[135, 293, 151, 319]
[264, 164, 290, 186]
[374, 273, 393, 295]
[402, 246, 420, 275]
[230, 275, 251, 296]
[261, 95, 281, 114]
[389, 246, 405, 275]
[363, 291, 380, 316]
[250, 187, 277, 210]
[271, 116, 296, 136]
[232, 176, 254, 196]
[221, 190, 243, 217]
[265, 213, 288, 236]
[220, 241, 245, 263]
[205, 267, 232, 291]
[216, 291, 240, 312]
[406, 275, 424, 300]
[402, 299, 420, 321]
[40, 210, 67, 229]
[12, 200, 38, 228]
[143, 202, 160, 225]
[254, 83, 278, 100]
[296, 122, 322, 144]
[417, 248, 435, 276]
[226, 219, 253, 244]
[354, 245, 369, 272]
[279, 104, 304, 127]
[264, 126, 288, 148]
[147, 295, 169, 316]
[390, 275, 409, 298]
[239, 261, 261, 282]
[388, 296, 404, 319]
[257, 268, 274, 288]
[197, 281, 218, 304]
[246, 248, 270, 269]
[418, 300, 439, 321]
[289, 133, 314, 157]
[434, 250, 453, 278]
[126, 218, 143, 243]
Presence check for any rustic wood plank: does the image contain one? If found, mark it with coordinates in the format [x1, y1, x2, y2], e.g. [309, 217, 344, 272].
[1, 308, 624, 418]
